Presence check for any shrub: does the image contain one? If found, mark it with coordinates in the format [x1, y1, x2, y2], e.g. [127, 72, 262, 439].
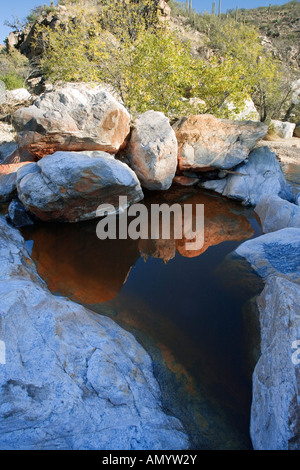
[0, 72, 24, 90]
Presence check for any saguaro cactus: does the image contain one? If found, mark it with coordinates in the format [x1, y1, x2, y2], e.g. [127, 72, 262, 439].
[235, 6, 239, 21]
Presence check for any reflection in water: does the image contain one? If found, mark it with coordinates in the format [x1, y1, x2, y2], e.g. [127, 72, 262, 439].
[26, 222, 140, 303]
[24, 189, 254, 301]
[22, 187, 262, 449]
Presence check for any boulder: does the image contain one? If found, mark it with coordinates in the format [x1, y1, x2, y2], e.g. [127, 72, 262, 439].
[13, 83, 131, 159]
[17, 151, 144, 223]
[0, 216, 188, 450]
[271, 120, 296, 139]
[172, 114, 267, 172]
[8, 198, 35, 228]
[251, 276, 300, 450]
[127, 110, 178, 190]
[201, 146, 293, 206]
[255, 194, 300, 233]
[5, 88, 31, 104]
[226, 98, 260, 121]
[235, 227, 300, 284]
[296, 192, 300, 206]
[0, 162, 31, 203]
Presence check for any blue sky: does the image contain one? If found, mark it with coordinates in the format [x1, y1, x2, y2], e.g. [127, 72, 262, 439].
[0, 0, 296, 44]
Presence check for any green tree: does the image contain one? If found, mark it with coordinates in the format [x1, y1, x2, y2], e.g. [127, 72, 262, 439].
[34, 0, 283, 120]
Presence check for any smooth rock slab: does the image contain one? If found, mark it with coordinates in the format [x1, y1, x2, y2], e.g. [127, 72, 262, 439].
[255, 194, 300, 233]
[127, 111, 178, 190]
[251, 277, 300, 450]
[13, 83, 131, 159]
[172, 114, 267, 171]
[0, 216, 189, 450]
[201, 146, 293, 206]
[235, 227, 300, 284]
[16, 151, 143, 223]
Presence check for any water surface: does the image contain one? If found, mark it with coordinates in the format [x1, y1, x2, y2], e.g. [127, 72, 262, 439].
[22, 187, 264, 449]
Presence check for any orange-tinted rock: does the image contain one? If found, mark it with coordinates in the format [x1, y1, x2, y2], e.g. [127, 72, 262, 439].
[13, 83, 131, 159]
[173, 114, 268, 171]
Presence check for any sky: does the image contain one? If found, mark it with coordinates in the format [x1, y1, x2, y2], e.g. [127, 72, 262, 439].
[0, 0, 297, 44]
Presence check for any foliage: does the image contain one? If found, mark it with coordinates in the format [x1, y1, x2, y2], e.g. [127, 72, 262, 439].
[34, 0, 260, 118]
[0, 50, 29, 90]
[0, 72, 24, 90]
[27, 3, 57, 25]
[169, 1, 299, 121]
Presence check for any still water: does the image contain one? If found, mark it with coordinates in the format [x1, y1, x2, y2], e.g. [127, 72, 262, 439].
[22, 187, 267, 449]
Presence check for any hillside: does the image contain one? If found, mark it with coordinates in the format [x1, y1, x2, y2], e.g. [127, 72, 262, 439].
[1, 0, 299, 123]
[169, 1, 300, 70]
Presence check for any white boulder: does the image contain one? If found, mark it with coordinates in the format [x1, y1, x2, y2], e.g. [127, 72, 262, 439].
[127, 110, 178, 190]
[0, 216, 189, 450]
[271, 120, 296, 139]
[201, 146, 293, 206]
[255, 194, 300, 233]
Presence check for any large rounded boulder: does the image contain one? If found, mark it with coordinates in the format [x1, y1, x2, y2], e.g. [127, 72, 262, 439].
[13, 83, 131, 159]
[17, 151, 143, 223]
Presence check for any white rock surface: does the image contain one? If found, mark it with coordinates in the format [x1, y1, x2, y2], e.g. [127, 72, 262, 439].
[0, 216, 189, 450]
[127, 111, 178, 190]
[236, 227, 300, 450]
[271, 120, 296, 139]
[255, 194, 300, 233]
[235, 227, 300, 284]
[5, 88, 31, 104]
[13, 83, 131, 159]
[17, 151, 143, 223]
[227, 98, 260, 121]
[201, 146, 293, 206]
[251, 276, 300, 450]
